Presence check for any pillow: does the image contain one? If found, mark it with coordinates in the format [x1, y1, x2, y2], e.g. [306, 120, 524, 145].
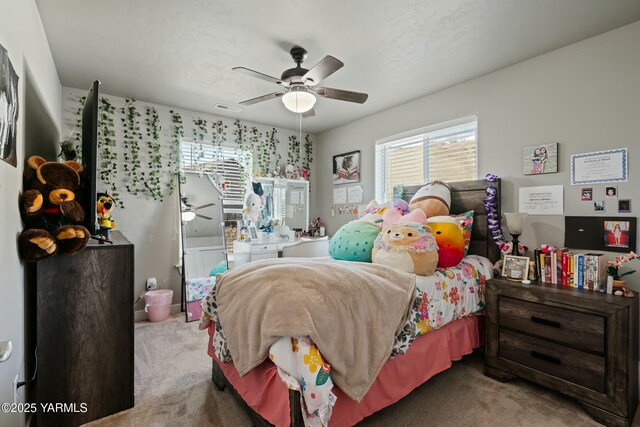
[451, 211, 474, 256]
[426, 216, 465, 268]
[329, 220, 380, 262]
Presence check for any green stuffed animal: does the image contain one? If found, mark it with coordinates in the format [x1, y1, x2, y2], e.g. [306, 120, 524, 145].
[329, 220, 380, 262]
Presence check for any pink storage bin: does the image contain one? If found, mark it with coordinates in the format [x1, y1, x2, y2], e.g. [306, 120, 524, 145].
[144, 289, 173, 322]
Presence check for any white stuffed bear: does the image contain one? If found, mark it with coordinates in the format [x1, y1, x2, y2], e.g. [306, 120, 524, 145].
[243, 192, 264, 223]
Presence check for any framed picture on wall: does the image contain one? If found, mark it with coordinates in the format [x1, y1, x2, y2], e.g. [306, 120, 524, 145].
[522, 143, 558, 175]
[332, 150, 360, 184]
[0, 43, 19, 168]
[602, 218, 636, 252]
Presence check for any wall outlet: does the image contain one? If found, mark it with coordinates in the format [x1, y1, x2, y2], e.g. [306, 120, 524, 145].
[13, 374, 18, 404]
[146, 278, 157, 290]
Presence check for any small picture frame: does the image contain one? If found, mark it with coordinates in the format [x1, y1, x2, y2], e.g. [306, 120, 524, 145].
[605, 186, 617, 199]
[248, 226, 258, 240]
[619, 199, 631, 214]
[522, 143, 558, 175]
[581, 188, 593, 201]
[502, 255, 531, 281]
[593, 200, 605, 212]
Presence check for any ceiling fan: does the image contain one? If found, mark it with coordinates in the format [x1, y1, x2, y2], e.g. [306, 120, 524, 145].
[181, 196, 215, 222]
[233, 46, 368, 117]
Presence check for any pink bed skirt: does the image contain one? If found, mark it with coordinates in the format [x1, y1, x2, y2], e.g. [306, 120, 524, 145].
[209, 315, 482, 427]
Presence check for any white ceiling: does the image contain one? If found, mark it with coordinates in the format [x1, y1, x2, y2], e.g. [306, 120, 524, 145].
[36, 0, 640, 134]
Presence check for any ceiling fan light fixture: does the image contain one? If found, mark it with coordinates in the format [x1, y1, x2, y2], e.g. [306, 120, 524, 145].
[181, 211, 196, 222]
[282, 86, 316, 113]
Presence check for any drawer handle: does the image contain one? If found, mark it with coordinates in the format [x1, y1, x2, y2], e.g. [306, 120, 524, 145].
[531, 316, 561, 328]
[531, 351, 561, 365]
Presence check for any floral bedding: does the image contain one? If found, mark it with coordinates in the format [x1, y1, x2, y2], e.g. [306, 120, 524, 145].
[204, 254, 492, 427]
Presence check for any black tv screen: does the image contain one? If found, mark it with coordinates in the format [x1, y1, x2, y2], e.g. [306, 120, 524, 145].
[81, 81, 99, 235]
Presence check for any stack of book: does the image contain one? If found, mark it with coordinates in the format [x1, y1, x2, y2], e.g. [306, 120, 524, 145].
[533, 248, 607, 291]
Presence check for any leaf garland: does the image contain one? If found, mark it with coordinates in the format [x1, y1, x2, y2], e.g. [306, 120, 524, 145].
[121, 98, 143, 195]
[144, 107, 163, 201]
[303, 134, 313, 171]
[287, 135, 300, 166]
[267, 128, 281, 174]
[168, 110, 184, 193]
[97, 97, 120, 203]
[74, 95, 86, 159]
[249, 126, 262, 173]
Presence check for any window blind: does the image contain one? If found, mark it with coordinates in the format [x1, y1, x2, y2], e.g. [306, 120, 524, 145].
[375, 119, 477, 203]
[180, 142, 252, 202]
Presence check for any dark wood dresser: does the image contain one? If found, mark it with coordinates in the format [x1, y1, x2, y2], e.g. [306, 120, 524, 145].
[485, 276, 638, 427]
[35, 231, 134, 426]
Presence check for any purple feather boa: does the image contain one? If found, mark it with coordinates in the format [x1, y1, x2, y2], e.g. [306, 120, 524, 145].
[484, 173, 506, 247]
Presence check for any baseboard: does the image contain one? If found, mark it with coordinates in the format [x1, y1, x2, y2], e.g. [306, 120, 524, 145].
[134, 303, 182, 322]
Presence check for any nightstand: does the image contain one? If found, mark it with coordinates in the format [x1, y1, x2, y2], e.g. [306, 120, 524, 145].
[484, 276, 638, 427]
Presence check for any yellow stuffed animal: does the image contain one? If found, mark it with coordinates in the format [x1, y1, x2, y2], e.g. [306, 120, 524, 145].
[372, 210, 438, 276]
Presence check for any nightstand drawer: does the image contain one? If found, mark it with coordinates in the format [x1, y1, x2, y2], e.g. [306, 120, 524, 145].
[499, 330, 605, 393]
[499, 297, 605, 354]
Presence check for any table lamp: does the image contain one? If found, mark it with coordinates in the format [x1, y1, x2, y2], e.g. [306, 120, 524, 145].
[504, 213, 527, 256]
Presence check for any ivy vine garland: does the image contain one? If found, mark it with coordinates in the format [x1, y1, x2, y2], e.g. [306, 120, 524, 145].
[98, 97, 120, 203]
[303, 134, 313, 172]
[168, 110, 184, 193]
[144, 107, 163, 201]
[287, 135, 301, 166]
[74, 95, 86, 158]
[121, 98, 143, 195]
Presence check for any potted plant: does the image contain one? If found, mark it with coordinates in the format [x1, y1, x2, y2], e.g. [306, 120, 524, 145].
[607, 251, 639, 289]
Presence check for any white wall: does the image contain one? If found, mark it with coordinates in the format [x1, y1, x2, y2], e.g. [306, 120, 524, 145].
[0, 0, 61, 425]
[315, 21, 640, 290]
[61, 88, 316, 309]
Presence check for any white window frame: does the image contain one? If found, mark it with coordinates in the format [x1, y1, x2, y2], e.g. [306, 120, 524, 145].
[375, 116, 478, 203]
[180, 139, 252, 203]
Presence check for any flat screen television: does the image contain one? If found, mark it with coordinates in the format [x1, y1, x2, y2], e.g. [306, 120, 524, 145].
[81, 80, 100, 235]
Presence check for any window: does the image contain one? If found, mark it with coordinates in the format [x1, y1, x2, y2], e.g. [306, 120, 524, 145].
[180, 141, 252, 202]
[375, 117, 477, 202]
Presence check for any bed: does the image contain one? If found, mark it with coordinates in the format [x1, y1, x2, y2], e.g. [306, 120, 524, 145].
[208, 178, 501, 426]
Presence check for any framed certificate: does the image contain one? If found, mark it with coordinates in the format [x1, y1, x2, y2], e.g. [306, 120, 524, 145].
[571, 148, 628, 185]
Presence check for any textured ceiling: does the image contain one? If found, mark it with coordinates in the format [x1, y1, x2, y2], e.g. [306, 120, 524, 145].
[37, 0, 640, 134]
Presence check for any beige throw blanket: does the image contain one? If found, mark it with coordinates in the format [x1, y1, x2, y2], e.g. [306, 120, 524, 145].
[216, 257, 416, 402]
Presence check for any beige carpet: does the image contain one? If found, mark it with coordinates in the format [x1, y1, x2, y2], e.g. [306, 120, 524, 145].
[85, 314, 638, 427]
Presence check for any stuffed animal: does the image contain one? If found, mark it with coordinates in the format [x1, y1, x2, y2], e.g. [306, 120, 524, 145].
[329, 220, 381, 262]
[409, 180, 451, 218]
[96, 192, 116, 243]
[372, 210, 439, 276]
[427, 215, 465, 268]
[285, 164, 295, 179]
[18, 155, 90, 261]
[243, 182, 265, 224]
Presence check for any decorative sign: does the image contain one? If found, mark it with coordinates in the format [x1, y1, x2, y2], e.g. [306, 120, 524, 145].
[333, 187, 347, 204]
[571, 148, 628, 185]
[347, 185, 363, 203]
[519, 185, 564, 215]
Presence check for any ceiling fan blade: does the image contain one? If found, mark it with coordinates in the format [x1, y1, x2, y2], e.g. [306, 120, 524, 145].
[194, 203, 215, 210]
[302, 56, 343, 86]
[302, 108, 316, 119]
[196, 214, 214, 220]
[239, 92, 284, 106]
[233, 67, 289, 87]
[314, 86, 368, 103]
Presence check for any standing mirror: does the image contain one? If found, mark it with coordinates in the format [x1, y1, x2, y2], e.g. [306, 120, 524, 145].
[179, 172, 226, 321]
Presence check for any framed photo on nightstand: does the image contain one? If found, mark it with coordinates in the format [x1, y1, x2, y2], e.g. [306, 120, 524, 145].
[502, 255, 530, 281]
